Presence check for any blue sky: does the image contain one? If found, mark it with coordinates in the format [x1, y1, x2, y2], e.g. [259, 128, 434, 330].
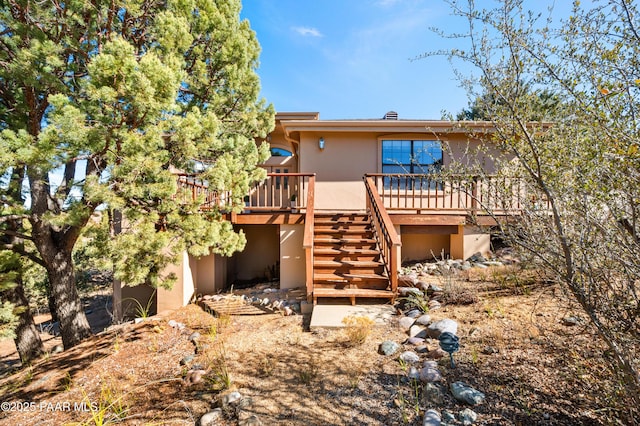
[240, 0, 571, 120]
[240, 0, 471, 120]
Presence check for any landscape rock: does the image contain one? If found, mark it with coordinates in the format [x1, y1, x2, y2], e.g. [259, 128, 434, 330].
[399, 351, 420, 364]
[199, 408, 223, 426]
[423, 382, 444, 404]
[180, 355, 195, 365]
[409, 325, 428, 338]
[467, 252, 486, 263]
[399, 275, 418, 287]
[184, 369, 207, 386]
[406, 336, 426, 346]
[459, 408, 479, 425]
[460, 261, 472, 271]
[188, 332, 201, 342]
[442, 410, 456, 423]
[562, 316, 582, 326]
[398, 316, 416, 330]
[167, 319, 186, 330]
[423, 360, 438, 368]
[428, 284, 444, 293]
[416, 345, 429, 353]
[423, 409, 441, 426]
[222, 391, 242, 406]
[450, 381, 485, 405]
[428, 300, 442, 311]
[407, 366, 420, 381]
[405, 308, 422, 318]
[379, 340, 400, 356]
[414, 314, 432, 326]
[427, 319, 458, 339]
[238, 415, 262, 426]
[482, 346, 499, 355]
[399, 287, 424, 297]
[419, 366, 442, 383]
[416, 281, 431, 292]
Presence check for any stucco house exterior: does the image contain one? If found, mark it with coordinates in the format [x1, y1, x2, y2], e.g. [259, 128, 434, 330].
[119, 111, 521, 315]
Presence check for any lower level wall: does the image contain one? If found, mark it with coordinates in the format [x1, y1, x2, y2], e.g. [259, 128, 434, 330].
[280, 224, 305, 289]
[450, 225, 491, 260]
[399, 233, 450, 263]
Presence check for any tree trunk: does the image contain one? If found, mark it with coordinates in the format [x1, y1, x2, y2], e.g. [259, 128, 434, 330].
[5, 278, 44, 363]
[44, 249, 92, 349]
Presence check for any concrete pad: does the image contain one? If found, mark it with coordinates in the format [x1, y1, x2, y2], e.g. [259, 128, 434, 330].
[309, 304, 396, 330]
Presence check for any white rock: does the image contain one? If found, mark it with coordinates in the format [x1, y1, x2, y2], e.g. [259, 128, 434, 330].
[427, 319, 458, 339]
[222, 391, 242, 406]
[399, 316, 416, 330]
[199, 408, 223, 426]
[423, 409, 441, 426]
[415, 314, 432, 326]
[409, 325, 428, 338]
[399, 351, 420, 364]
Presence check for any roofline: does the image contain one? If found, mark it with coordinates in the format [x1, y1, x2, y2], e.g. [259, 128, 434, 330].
[281, 119, 503, 135]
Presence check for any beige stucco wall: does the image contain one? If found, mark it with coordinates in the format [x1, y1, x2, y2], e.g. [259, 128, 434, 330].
[450, 225, 491, 260]
[279, 224, 306, 289]
[156, 251, 195, 312]
[194, 254, 217, 295]
[297, 131, 498, 210]
[120, 284, 156, 318]
[299, 133, 377, 210]
[400, 233, 451, 263]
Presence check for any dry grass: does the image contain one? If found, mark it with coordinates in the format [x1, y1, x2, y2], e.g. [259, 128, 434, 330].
[341, 315, 375, 345]
[0, 268, 634, 425]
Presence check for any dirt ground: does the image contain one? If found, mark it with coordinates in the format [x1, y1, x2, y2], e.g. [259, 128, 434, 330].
[0, 266, 632, 425]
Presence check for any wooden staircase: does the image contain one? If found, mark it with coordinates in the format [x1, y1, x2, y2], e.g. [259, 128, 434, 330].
[311, 213, 396, 305]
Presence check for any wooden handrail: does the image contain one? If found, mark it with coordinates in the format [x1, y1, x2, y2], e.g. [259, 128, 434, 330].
[302, 175, 316, 302]
[364, 176, 402, 293]
[176, 172, 316, 212]
[365, 173, 530, 214]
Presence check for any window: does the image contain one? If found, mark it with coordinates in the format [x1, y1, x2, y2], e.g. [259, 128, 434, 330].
[270, 147, 292, 157]
[275, 168, 288, 189]
[381, 140, 443, 188]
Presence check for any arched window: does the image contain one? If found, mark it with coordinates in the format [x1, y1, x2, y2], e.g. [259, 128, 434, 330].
[270, 147, 292, 157]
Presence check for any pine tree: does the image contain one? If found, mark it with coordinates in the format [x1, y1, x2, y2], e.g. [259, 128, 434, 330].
[0, 0, 274, 349]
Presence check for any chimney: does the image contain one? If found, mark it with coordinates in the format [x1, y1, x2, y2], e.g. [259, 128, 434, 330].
[383, 111, 398, 120]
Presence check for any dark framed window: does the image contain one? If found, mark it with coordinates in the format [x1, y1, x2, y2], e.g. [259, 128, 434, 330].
[381, 140, 443, 188]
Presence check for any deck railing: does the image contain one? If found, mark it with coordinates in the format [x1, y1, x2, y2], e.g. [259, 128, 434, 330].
[364, 176, 402, 294]
[302, 175, 316, 302]
[176, 174, 228, 210]
[176, 173, 315, 212]
[245, 173, 314, 211]
[366, 174, 529, 214]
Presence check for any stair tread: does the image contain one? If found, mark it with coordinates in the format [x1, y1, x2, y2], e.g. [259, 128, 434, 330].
[313, 288, 395, 297]
[314, 237, 377, 243]
[314, 248, 380, 255]
[314, 273, 389, 281]
[314, 221, 371, 226]
[314, 260, 384, 267]
[314, 230, 373, 236]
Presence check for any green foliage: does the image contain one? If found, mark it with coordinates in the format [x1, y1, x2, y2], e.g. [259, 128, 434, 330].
[0, 252, 20, 339]
[0, 0, 275, 301]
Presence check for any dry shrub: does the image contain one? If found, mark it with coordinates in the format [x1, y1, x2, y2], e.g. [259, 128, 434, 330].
[342, 315, 374, 345]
